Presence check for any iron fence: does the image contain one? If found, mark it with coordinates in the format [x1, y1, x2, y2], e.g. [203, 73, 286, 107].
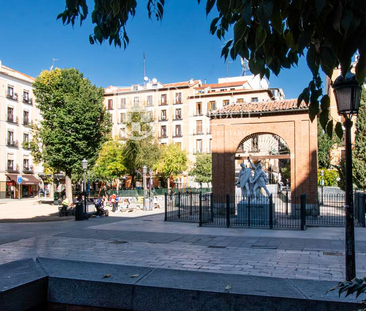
[165, 191, 366, 230]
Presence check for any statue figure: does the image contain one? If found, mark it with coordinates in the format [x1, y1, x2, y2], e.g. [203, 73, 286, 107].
[248, 157, 271, 199]
[236, 162, 251, 198]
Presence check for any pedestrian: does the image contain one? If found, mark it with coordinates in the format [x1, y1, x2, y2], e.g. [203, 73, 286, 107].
[110, 193, 117, 212]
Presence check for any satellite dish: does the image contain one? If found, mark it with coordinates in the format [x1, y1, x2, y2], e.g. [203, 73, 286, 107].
[152, 78, 157, 83]
[144, 76, 149, 82]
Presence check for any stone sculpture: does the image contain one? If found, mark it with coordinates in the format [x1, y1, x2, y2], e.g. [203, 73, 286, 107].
[236, 162, 252, 198]
[248, 157, 271, 199]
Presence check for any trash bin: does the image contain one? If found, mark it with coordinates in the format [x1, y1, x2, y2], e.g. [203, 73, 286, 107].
[75, 202, 84, 221]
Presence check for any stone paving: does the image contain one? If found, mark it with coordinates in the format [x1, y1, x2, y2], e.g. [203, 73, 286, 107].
[0, 210, 366, 282]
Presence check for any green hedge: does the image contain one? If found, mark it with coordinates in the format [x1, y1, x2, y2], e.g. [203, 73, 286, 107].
[318, 169, 339, 187]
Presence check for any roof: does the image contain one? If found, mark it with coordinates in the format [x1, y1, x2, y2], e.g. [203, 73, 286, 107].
[211, 99, 308, 116]
[0, 64, 35, 83]
[195, 81, 248, 90]
[163, 80, 201, 88]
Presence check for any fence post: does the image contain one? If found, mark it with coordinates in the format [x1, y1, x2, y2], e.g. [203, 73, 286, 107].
[248, 196, 251, 228]
[226, 194, 230, 228]
[164, 193, 168, 221]
[300, 193, 306, 230]
[286, 188, 289, 215]
[178, 192, 181, 218]
[190, 192, 193, 215]
[210, 192, 214, 222]
[199, 192, 202, 227]
[359, 193, 366, 227]
[269, 194, 273, 229]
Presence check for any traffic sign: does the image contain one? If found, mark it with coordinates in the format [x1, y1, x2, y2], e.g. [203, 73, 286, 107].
[17, 175, 22, 184]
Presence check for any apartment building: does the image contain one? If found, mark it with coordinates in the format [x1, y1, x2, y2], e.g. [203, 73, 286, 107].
[0, 61, 42, 198]
[104, 75, 284, 186]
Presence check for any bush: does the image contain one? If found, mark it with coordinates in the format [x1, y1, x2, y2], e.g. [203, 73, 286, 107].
[318, 169, 339, 187]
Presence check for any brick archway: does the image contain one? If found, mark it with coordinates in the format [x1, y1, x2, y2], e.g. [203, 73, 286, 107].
[210, 100, 318, 200]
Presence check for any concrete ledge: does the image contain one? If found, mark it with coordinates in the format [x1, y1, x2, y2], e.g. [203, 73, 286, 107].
[0, 258, 362, 311]
[0, 259, 47, 311]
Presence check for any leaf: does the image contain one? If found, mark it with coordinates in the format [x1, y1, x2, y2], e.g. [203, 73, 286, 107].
[306, 46, 318, 76]
[331, 2, 343, 34]
[335, 122, 343, 140]
[356, 40, 366, 84]
[206, 0, 215, 15]
[112, 0, 120, 17]
[271, 10, 282, 33]
[327, 120, 334, 139]
[298, 29, 312, 54]
[257, 0, 273, 27]
[320, 47, 337, 78]
[103, 274, 111, 278]
[309, 101, 319, 121]
[255, 25, 267, 50]
[319, 109, 329, 130]
[242, 1, 252, 24]
[315, 0, 326, 14]
[130, 274, 140, 278]
[320, 95, 330, 110]
[341, 9, 353, 34]
[210, 17, 220, 35]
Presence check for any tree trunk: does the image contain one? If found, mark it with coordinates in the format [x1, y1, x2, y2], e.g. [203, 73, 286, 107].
[49, 180, 54, 198]
[65, 175, 73, 204]
[167, 177, 170, 189]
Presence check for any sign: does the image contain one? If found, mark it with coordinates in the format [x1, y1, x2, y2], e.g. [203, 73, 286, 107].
[17, 175, 22, 184]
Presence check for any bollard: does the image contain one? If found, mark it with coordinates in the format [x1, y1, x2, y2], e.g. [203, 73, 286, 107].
[248, 196, 251, 228]
[269, 194, 273, 229]
[226, 194, 230, 228]
[210, 192, 214, 222]
[178, 192, 181, 219]
[164, 193, 168, 221]
[199, 192, 202, 227]
[300, 193, 306, 230]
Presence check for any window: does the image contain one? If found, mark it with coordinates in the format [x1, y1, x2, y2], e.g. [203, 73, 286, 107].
[23, 91, 29, 101]
[120, 98, 126, 109]
[23, 133, 29, 143]
[175, 125, 181, 137]
[23, 159, 30, 170]
[120, 113, 126, 123]
[196, 140, 202, 153]
[133, 97, 139, 107]
[196, 120, 202, 134]
[132, 85, 138, 91]
[175, 92, 182, 104]
[7, 159, 14, 170]
[237, 98, 244, 103]
[23, 111, 29, 125]
[7, 107, 14, 122]
[7, 131, 14, 142]
[161, 94, 167, 105]
[161, 125, 167, 137]
[207, 101, 216, 112]
[251, 97, 259, 102]
[251, 136, 259, 151]
[7, 86, 14, 97]
[147, 95, 153, 106]
[223, 100, 230, 106]
[175, 142, 182, 149]
[108, 99, 113, 110]
[175, 108, 182, 119]
[196, 102, 202, 115]
[161, 110, 167, 120]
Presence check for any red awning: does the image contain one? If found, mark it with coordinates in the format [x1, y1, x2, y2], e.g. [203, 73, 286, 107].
[6, 174, 41, 185]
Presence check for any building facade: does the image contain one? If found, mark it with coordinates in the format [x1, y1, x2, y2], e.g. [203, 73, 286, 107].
[0, 61, 42, 198]
[104, 75, 285, 187]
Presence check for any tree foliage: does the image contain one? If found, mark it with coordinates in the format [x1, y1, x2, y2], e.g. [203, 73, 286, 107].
[59, 0, 366, 138]
[318, 121, 341, 169]
[32, 68, 112, 199]
[93, 140, 126, 180]
[353, 89, 366, 190]
[155, 144, 188, 180]
[317, 169, 339, 187]
[189, 153, 212, 185]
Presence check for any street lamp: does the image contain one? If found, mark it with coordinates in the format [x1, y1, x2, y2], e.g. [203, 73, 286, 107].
[81, 158, 88, 215]
[332, 71, 362, 281]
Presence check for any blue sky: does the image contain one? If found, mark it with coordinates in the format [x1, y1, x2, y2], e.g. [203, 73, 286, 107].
[0, 0, 315, 98]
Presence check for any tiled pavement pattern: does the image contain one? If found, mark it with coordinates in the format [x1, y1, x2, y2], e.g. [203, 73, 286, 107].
[0, 212, 366, 282]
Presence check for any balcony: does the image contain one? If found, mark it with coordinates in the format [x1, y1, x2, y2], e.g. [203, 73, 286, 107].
[22, 141, 31, 150]
[7, 140, 19, 148]
[23, 165, 34, 173]
[23, 118, 32, 127]
[194, 111, 203, 116]
[7, 164, 19, 173]
[107, 106, 114, 111]
[173, 133, 183, 138]
[7, 115, 19, 124]
[173, 115, 182, 121]
[159, 117, 168, 122]
[158, 100, 169, 106]
[159, 134, 168, 139]
[193, 130, 204, 135]
[23, 97, 33, 105]
[173, 100, 183, 105]
[6, 92, 18, 101]
[193, 149, 203, 155]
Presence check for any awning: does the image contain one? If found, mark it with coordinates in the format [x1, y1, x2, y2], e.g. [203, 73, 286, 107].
[6, 174, 41, 185]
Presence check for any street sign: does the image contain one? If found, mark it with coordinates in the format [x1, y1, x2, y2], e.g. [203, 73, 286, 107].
[17, 175, 22, 184]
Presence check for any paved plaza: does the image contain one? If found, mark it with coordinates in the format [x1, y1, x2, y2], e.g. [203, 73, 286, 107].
[1, 200, 366, 284]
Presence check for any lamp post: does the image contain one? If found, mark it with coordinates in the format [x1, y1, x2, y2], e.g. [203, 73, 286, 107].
[149, 168, 153, 193]
[320, 170, 324, 205]
[332, 71, 361, 281]
[143, 165, 147, 210]
[81, 158, 88, 215]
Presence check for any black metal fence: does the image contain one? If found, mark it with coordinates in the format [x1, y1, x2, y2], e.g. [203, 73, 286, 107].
[165, 191, 366, 230]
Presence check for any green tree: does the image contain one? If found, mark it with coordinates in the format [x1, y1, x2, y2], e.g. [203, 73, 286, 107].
[318, 121, 341, 169]
[33, 68, 111, 202]
[58, 0, 366, 137]
[353, 89, 366, 190]
[155, 144, 188, 188]
[93, 140, 126, 180]
[189, 154, 212, 187]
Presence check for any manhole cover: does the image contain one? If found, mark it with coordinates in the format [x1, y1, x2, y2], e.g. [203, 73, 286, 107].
[323, 251, 342, 256]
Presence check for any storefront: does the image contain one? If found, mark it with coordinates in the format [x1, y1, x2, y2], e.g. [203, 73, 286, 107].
[6, 174, 41, 199]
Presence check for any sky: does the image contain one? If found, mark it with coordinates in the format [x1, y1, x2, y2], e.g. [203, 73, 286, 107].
[0, 0, 315, 99]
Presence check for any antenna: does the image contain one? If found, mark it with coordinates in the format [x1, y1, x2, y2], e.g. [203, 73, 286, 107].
[50, 58, 58, 70]
[241, 58, 249, 76]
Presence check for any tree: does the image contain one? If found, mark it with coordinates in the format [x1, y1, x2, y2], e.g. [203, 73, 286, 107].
[33, 68, 111, 202]
[58, 0, 366, 138]
[353, 89, 366, 190]
[318, 121, 341, 169]
[155, 144, 188, 188]
[189, 154, 212, 187]
[93, 140, 126, 180]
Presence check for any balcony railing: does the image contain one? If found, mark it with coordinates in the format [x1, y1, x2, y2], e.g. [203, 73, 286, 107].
[23, 165, 34, 173]
[7, 140, 18, 147]
[158, 100, 169, 106]
[193, 130, 204, 135]
[7, 115, 19, 124]
[6, 92, 18, 101]
[107, 106, 114, 110]
[194, 111, 203, 116]
[173, 133, 183, 138]
[23, 97, 33, 105]
[173, 115, 182, 121]
[159, 134, 168, 139]
[23, 118, 31, 126]
[7, 164, 19, 172]
[173, 100, 183, 105]
[159, 117, 168, 122]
